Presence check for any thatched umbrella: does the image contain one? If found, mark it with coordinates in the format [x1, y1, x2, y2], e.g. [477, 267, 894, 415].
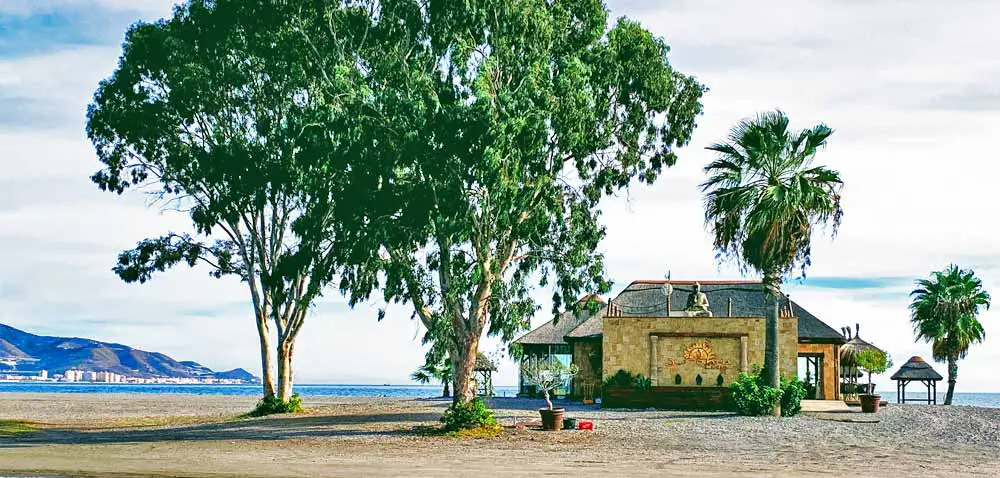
[839, 324, 886, 395]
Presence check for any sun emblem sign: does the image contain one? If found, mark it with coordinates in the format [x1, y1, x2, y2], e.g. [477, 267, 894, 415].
[682, 340, 731, 372]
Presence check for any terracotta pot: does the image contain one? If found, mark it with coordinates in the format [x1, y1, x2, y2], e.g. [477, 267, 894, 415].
[860, 394, 881, 413]
[539, 408, 565, 431]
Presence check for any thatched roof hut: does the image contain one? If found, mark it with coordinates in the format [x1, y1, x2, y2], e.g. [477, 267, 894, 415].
[891, 356, 943, 404]
[891, 356, 943, 381]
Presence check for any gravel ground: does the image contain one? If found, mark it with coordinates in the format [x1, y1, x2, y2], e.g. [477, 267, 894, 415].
[1, 393, 998, 477]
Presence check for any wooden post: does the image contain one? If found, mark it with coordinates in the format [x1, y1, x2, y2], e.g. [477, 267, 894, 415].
[834, 346, 841, 401]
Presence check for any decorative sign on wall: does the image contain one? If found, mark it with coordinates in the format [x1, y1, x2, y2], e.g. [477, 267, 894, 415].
[681, 340, 731, 372]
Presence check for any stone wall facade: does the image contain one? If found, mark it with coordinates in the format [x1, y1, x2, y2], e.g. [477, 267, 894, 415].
[603, 316, 798, 387]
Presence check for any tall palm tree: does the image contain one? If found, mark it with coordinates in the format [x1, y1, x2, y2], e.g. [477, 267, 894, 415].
[701, 110, 844, 414]
[909, 265, 991, 405]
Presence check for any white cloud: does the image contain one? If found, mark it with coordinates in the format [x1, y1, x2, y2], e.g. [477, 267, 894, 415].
[0, 0, 175, 17]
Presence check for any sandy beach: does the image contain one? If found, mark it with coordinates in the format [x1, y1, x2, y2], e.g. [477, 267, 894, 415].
[1, 393, 999, 477]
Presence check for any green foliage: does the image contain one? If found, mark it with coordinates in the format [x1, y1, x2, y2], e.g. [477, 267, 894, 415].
[910, 264, 991, 404]
[411, 339, 454, 397]
[702, 110, 844, 389]
[522, 357, 579, 409]
[87, 0, 380, 399]
[247, 394, 304, 417]
[440, 398, 498, 432]
[730, 372, 782, 416]
[909, 265, 991, 363]
[855, 349, 893, 376]
[779, 377, 807, 417]
[701, 110, 844, 281]
[602, 369, 652, 391]
[801, 380, 817, 400]
[0, 420, 38, 437]
[330, 0, 705, 404]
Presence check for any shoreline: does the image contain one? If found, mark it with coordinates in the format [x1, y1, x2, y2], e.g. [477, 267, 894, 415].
[1, 393, 999, 477]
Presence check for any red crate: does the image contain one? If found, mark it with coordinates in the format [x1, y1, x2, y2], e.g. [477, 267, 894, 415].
[578, 420, 594, 430]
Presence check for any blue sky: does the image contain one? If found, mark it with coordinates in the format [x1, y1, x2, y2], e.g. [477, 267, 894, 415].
[1, 0, 999, 391]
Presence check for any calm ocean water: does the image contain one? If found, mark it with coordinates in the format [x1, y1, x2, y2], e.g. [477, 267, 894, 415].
[1, 383, 998, 407]
[875, 391, 1000, 408]
[0, 382, 520, 398]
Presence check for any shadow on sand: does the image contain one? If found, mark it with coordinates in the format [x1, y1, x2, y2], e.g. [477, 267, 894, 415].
[0, 412, 444, 448]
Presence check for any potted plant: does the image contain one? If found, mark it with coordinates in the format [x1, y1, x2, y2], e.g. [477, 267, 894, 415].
[521, 357, 578, 430]
[854, 348, 893, 413]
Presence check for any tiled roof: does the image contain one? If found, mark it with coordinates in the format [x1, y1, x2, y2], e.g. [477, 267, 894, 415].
[607, 280, 846, 343]
[565, 312, 603, 339]
[512, 297, 606, 345]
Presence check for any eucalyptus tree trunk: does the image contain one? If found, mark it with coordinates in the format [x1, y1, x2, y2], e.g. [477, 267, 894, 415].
[452, 334, 481, 405]
[945, 354, 958, 405]
[256, 312, 276, 399]
[277, 338, 296, 402]
[763, 275, 782, 417]
[246, 264, 276, 400]
[442, 381, 451, 398]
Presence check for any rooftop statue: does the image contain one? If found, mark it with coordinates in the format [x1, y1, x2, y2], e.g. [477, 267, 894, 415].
[685, 282, 713, 317]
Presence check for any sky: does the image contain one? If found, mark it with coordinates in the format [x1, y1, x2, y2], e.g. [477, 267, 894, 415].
[1, 0, 998, 391]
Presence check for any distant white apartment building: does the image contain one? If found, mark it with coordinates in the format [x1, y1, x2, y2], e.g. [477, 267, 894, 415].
[63, 369, 84, 381]
[95, 371, 123, 383]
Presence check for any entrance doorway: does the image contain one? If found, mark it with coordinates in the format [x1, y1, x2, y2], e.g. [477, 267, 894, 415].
[797, 353, 824, 399]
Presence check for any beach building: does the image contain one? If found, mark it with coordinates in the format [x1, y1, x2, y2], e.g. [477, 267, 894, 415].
[513, 280, 847, 409]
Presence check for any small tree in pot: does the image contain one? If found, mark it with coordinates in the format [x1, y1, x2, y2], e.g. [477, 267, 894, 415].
[855, 348, 893, 413]
[522, 357, 578, 430]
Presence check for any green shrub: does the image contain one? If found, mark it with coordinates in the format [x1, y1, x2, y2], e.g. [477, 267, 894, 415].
[602, 369, 652, 391]
[779, 377, 807, 417]
[440, 398, 498, 432]
[247, 393, 303, 417]
[730, 372, 781, 416]
[801, 380, 817, 400]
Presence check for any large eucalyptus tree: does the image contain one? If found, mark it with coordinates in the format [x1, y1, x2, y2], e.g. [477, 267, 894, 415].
[88, 0, 372, 405]
[323, 0, 705, 405]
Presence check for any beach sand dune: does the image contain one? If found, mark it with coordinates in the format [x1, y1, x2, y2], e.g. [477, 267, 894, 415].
[1, 393, 998, 477]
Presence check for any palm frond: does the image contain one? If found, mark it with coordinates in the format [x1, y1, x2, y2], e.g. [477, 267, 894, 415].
[701, 109, 842, 280]
[908, 264, 991, 363]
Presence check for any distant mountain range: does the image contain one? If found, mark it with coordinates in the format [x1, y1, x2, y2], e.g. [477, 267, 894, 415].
[0, 322, 257, 382]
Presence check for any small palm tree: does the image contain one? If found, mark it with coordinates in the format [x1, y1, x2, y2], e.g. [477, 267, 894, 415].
[411, 356, 453, 398]
[909, 265, 991, 405]
[702, 110, 844, 414]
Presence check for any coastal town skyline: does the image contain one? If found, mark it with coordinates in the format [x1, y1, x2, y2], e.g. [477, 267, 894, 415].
[1, 0, 998, 390]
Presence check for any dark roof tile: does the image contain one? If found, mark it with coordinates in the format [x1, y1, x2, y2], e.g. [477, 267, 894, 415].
[512, 298, 606, 345]
[608, 280, 845, 343]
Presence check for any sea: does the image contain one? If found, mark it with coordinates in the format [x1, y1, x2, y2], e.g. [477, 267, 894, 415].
[0, 383, 998, 407]
[0, 382, 520, 398]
